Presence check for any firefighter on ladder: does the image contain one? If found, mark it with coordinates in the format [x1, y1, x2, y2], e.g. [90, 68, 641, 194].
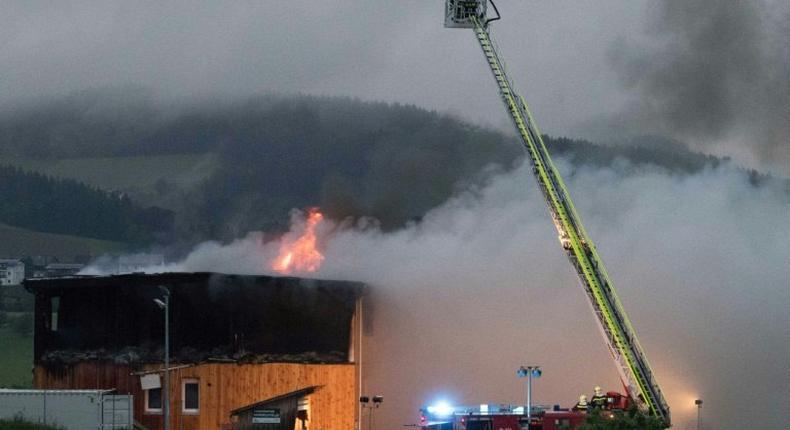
[590, 386, 607, 410]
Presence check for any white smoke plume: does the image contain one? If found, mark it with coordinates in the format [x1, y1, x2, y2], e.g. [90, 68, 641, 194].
[86, 160, 790, 429]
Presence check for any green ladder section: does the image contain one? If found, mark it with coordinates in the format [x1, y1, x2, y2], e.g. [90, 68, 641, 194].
[471, 17, 670, 423]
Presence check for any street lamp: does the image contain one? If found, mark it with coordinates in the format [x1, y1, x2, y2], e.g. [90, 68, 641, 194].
[694, 399, 703, 430]
[154, 286, 170, 430]
[517, 366, 542, 421]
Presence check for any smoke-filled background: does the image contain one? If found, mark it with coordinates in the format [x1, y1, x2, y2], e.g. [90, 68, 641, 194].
[607, 0, 790, 174]
[2, 1, 789, 429]
[113, 159, 790, 430]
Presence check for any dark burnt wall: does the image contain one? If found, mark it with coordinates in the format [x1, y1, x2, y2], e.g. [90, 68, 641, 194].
[27, 273, 364, 364]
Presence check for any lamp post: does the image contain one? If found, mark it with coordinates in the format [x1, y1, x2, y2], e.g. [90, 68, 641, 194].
[154, 286, 170, 430]
[517, 365, 542, 422]
[359, 395, 383, 430]
[695, 399, 703, 430]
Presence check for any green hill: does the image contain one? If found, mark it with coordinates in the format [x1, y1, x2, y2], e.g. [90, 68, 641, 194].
[0, 90, 756, 243]
[0, 165, 174, 244]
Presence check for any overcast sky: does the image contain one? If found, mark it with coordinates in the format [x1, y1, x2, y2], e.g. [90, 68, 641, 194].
[0, 0, 641, 128]
[3, 1, 787, 172]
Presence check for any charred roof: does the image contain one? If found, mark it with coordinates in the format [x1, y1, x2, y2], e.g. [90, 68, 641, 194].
[25, 272, 365, 366]
[25, 272, 364, 293]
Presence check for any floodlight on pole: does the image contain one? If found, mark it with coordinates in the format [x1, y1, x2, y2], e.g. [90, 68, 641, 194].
[517, 365, 541, 421]
[694, 399, 703, 430]
[360, 394, 382, 430]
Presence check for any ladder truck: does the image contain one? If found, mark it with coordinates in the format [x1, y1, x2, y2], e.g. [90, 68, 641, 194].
[444, 0, 671, 424]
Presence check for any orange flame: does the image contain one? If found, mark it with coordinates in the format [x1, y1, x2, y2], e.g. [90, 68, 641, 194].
[271, 209, 325, 275]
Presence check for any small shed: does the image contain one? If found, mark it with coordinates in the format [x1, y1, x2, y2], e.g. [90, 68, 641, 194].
[231, 386, 319, 430]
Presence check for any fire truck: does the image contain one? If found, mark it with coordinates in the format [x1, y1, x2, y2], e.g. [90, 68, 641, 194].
[420, 392, 630, 430]
[420, 404, 585, 430]
[429, 0, 672, 427]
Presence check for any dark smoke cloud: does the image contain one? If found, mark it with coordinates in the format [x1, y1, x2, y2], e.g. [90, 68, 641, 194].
[610, 0, 790, 171]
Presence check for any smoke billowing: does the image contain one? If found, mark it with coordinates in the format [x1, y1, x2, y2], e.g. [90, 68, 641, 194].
[610, 0, 790, 171]
[108, 159, 790, 430]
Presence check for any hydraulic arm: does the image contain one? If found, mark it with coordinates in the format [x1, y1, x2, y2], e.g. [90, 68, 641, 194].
[445, 2, 670, 422]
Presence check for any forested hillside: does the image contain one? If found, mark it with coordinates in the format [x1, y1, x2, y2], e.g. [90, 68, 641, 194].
[0, 165, 172, 244]
[1, 90, 754, 245]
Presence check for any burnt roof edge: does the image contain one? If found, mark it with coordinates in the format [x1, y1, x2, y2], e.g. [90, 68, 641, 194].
[24, 271, 366, 297]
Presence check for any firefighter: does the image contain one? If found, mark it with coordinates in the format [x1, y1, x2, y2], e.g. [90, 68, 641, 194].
[572, 395, 589, 412]
[590, 386, 607, 410]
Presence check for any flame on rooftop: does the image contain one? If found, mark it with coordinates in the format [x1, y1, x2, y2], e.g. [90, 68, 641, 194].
[271, 208, 325, 275]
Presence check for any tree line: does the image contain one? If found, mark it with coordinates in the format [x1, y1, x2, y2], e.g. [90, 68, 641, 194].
[0, 165, 173, 244]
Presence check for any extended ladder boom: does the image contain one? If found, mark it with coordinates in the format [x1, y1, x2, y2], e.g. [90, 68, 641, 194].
[468, 15, 670, 422]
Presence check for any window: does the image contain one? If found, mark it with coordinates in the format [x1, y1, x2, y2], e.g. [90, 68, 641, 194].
[182, 379, 199, 413]
[50, 297, 60, 332]
[145, 388, 162, 413]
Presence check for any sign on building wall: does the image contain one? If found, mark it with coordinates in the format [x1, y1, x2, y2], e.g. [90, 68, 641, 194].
[252, 408, 281, 424]
[139, 374, 161, 390]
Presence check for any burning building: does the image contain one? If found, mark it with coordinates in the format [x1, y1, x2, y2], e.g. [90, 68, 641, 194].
[24, 272, 366, 430]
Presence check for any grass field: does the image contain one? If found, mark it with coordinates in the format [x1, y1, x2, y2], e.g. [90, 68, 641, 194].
[0, 418, 63, 430]
[1, 285, 34, 312]
[0, 223, 127, 259]
[0, 325, 33, 388]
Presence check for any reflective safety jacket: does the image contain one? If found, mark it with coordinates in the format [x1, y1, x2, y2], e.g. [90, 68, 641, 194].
[590, 395, 607, 409]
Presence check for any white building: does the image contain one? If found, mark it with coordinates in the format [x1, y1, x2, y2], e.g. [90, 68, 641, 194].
[0, 259, 25, 285]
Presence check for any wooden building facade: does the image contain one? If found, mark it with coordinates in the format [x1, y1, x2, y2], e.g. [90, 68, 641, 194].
[25, 273, 366, 430]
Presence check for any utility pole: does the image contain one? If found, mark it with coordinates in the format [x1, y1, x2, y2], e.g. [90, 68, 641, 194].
[154, 286, 170, 430]
[695, 399, 703, 430]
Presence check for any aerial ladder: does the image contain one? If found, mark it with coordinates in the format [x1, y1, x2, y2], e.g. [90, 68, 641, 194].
[444, 0, 671, 423]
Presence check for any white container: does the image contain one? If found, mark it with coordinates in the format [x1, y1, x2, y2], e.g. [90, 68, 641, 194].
[0, 389, 132, 430]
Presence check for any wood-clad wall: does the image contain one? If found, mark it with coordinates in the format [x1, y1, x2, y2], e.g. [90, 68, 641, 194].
[35, 362, 357, 430]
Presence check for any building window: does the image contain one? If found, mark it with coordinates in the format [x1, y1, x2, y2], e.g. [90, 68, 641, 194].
[182, 379, 199, 414]
[145, 388, 163, 414]
[50, 297, 60, 332]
